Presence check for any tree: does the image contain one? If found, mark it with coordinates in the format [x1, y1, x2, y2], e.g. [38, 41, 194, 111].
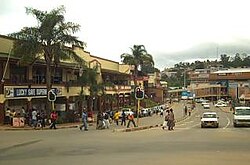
[231, 53, 243, 68]
[9, 6, 85, 112]
[78, 65, 114, 113]
[121, 45, 154, 86]
[243, 55, 250, 67]
[220, 54, 230, 68]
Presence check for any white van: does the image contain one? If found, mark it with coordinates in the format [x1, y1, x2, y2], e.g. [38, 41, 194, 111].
[233, 106, 250, 127]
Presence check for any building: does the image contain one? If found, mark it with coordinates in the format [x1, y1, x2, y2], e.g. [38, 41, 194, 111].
[0, 35, 133, 124]
[145, 71, 164, 103]
[209, 68, 250, 104]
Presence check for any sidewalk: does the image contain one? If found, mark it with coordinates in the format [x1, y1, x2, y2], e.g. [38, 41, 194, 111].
[0, 102, 189, 132]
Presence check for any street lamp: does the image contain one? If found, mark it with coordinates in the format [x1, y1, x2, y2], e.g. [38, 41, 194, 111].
[183, 70, 186, 89]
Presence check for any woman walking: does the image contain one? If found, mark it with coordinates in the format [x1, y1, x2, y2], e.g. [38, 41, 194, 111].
[168, 108, 175, 130]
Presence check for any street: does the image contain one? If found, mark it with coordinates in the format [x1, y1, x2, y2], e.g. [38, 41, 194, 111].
[1, 103, 250, 165]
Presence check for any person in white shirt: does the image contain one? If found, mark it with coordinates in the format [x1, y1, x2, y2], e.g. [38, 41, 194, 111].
[31, 109, 37, 128]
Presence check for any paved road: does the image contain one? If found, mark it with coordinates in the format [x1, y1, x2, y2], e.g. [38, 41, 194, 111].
[1, 102, 250, 165]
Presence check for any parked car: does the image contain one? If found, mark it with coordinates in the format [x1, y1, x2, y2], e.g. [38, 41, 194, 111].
[141, 108, 149, 117]
[215, 102, 227, 107]
[201, 112, 219, 128]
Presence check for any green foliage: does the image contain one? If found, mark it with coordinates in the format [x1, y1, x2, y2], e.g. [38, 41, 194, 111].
[163, 52, 250, 87]
[121, 45, 155, 76]
[9, 5, 85, 113]
[161, 72, 184, 88]
[144, 98, 158, 107]
[9, 5, 85, 66]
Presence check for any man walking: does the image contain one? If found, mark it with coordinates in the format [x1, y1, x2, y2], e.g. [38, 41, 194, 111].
[49, 111, 58, 129]
[80, 109, 88, 131]
[31, 108, 37, 129]
[114, 111, 120, 126]
[121, 110, 126, 126]
[127, 113, 136, 128]
[168, 108, 175, 130]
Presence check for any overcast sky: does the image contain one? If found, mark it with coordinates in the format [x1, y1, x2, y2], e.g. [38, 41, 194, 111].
[1, 0, 250, 70]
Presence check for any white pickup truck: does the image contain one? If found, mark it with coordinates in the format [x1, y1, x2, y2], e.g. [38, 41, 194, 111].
[233, 106, 250, 127]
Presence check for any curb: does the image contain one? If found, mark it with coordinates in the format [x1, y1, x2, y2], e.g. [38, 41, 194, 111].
[112, 113, 192, 133]
[113, 124, 161, 132]
[0, 125, 79, 131]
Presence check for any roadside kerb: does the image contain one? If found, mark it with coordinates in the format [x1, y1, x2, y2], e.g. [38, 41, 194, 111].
[0, 123, 80, 131]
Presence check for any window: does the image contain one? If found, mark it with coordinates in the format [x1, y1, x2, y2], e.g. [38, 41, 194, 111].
[54, 69, 62, 84]
[10, 65, 27, 84]
[33, 67, 46, 84]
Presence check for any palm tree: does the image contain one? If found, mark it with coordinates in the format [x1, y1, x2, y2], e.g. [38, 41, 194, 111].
[121, 45, 154, 87]
[78, 65, 114, 113]
[9, 6, 85, 112]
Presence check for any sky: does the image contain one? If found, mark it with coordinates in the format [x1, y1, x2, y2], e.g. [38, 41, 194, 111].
[1, 0, 250, 70]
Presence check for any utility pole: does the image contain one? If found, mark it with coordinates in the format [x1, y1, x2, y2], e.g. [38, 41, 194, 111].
[183, 70, 186, 89]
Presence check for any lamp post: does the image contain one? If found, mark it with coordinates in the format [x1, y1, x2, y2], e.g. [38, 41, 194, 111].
[92, 97, 95, 112]
[183, 70, 186, 90]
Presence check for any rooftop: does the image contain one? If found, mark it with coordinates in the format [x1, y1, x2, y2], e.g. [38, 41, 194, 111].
[213, 68, 250, 74]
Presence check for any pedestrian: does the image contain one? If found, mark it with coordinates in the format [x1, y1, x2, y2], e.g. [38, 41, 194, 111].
[40, 110, 46, 128]
[114, 111, 120, 126]
[96, 111, 105, 129]
[162, 110, 170, 130]
[31, 108, 37, 129]
[168, 108, 175, 130]
[127, 113, 136, 128]
[5, 108, 11, 125]
[184, 105, 188, 116]
[103, 112, 110, 129]
[10, 109, 16, 126]
[21, 107, 26, 117]
[109, 110, 114, 122]
[188, 108, 192, 116]
[121, 110, 126, 126]
[36, 112, 42, 128]
[49, 111, 58, 129]
[79, 109, 88, 131]
[160, 108, 163, 117]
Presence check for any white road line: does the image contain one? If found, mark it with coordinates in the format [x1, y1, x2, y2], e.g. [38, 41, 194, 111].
[223, 117, 231, 129]
[177, 121, 194, 126]
[190, 123, 201, 128]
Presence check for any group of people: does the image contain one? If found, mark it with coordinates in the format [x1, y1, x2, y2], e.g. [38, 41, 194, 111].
[31, 109, 58, 129]
[119, 110, 137, 128]
[4, 107, 58, 129]
[79, 109, 138, 131]
[4, 107, 26, 125]
[162, 108, 175, 131]
[96, 110, 137, 129]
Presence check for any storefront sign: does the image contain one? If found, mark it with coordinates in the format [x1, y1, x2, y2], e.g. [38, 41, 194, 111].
[5, 87, 62, 98]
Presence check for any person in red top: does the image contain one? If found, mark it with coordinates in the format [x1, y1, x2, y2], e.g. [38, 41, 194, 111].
[127, 113, 137, 128]
[49, 111, 58, 129]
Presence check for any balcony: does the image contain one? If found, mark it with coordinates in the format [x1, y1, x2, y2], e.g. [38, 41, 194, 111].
[105, 85, 131, 95]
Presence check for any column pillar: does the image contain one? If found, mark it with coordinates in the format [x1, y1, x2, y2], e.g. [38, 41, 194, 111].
[0, 102, 4, 124]
[122, 93, 125, 107]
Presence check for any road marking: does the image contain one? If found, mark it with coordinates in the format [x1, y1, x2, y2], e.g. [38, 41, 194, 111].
[223, 117, 230, 129]
[177, 121, 194, 126]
